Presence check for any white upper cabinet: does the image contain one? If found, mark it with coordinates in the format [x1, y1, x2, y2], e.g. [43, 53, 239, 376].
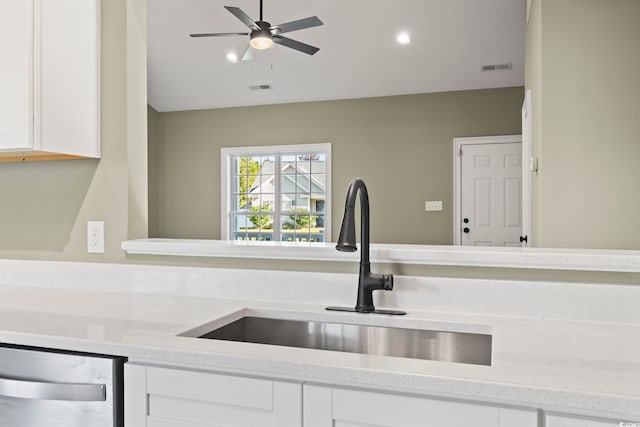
[0, 0, 100, 161]
[0, 0, 33, 151]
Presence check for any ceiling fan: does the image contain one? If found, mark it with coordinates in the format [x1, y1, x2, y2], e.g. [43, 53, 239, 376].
[190, 0, 323, 61]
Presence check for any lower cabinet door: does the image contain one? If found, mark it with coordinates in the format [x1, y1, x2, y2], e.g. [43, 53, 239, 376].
[124, 364, 302, 427]
[303, 385, 538, 427]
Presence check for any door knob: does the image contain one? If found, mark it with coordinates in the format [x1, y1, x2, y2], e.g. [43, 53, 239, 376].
[520, 235, 528, 243]
[463, 218, 469, 224]
[463, 227, 470, 234]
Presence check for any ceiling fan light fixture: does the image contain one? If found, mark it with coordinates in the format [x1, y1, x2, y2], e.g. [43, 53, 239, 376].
[250, 29, 274, 50]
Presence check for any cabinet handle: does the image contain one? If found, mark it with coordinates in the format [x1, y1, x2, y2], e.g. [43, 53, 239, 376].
[0, 377, 106, 402]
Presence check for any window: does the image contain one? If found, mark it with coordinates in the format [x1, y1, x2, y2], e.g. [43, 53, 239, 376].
[221, 144, 331, 243]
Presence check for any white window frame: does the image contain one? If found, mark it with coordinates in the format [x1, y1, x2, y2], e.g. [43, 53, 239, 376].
[221, 143, 332, 242]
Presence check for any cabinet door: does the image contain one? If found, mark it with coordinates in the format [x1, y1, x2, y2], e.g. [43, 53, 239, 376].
[303, 385, 538, 427]
[0, 0, 34, 151]
[39, 0, 100, 157]
[125, 364, 302, 427]
[547, 414, 626, 427]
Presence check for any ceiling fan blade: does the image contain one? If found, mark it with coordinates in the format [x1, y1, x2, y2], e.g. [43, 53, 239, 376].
[273, 35, 319, 55]
[224, 6, 258, 30]
[241, 45, 253, 61]
[190, 32, 249, 38]
[272, 16, 323, 34]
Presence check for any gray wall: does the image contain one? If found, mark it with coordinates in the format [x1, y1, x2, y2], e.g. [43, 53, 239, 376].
[149, 87, 524, 244]
[0, 0, 147, 262]
[526, 0, 640, 249]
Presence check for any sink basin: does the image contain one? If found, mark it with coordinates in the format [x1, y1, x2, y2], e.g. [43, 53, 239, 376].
[195, 316, 492, 366]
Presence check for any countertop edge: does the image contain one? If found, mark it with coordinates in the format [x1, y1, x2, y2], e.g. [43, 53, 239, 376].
[122, 238, 640, 272]
[1, 329, 638, 420]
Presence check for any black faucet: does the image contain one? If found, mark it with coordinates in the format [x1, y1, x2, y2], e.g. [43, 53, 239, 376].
[326, 178, 406, 315]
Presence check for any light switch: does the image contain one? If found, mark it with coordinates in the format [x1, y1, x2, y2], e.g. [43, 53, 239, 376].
[425, 201, 443, 211]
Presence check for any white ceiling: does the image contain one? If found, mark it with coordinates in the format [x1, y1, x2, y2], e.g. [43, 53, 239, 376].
[148, 0, 525, 112]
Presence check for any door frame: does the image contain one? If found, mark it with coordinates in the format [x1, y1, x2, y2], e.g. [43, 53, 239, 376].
[452, 135, 524, 245]
[521, 90, 533, 247]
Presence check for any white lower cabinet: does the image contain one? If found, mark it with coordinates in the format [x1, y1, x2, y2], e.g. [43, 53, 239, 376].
[126, 364, 628, 427]
[547, 413, 625, 427]
[124, 364, 302, 427]
[303, 385, 538, 427]
[124, 363, 541, 427]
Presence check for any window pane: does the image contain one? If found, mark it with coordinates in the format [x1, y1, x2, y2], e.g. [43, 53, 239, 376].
[280, 174, 296, 195]
[314, 215, 325, 237]
[296, 173, 311, 193]
[261, 155, 275, 169]
[311, 198, 326, 213]
[282, 155, 296, 174]
[232, 215, 250, 241]
[296, 155, 311, 175]
[245, 174, 260, 193]
[232, 194, 247, 212]
[311, 155, 326, 173]
[310, 174, 326, 195]
[281, 193, 296, 211]
[246, 192, 260, 209]
[293, 215, 312, 230]
[255, 215, 274, 241]
[242, 211, 273, 235]
[236, 174, 259, 206]
[279, 216, 294, 242]
[252, 194, 275, 212]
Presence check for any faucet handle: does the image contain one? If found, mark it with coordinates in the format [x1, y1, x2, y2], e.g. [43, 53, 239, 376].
[382, 274, 393, 291]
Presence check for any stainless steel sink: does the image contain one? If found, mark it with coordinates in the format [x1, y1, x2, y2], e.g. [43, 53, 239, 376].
[196, 316, 492, 366]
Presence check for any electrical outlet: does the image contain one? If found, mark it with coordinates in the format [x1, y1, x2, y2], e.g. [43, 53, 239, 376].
[425, 201, 443, 211]
[87, 221, 104, 254]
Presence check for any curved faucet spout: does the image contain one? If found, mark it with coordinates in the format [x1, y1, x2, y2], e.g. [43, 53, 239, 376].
[331, 178, 405, 315]
[336, 179, 370, 264]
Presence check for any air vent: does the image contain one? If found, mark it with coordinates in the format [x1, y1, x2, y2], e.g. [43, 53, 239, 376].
[249, 84, 273, 91]
[481, 62, 513, 72]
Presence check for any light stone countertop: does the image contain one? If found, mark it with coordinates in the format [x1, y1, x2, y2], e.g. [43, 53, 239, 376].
[0, 285, 639, 419]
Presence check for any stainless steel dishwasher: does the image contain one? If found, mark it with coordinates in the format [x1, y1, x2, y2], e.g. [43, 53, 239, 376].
[0, 345, 125, 427]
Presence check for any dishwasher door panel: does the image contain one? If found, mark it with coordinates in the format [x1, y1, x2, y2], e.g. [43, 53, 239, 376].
[0, 346, 123, 427]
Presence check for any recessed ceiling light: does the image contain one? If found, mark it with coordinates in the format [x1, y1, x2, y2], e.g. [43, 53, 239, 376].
[396, 32, 411, 45]
[226, 52, 238, 63]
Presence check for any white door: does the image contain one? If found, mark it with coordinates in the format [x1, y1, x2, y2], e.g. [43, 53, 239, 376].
[304, 385, 538, 427]
[0, 0, 33, 151]
[125, 364, 302, 427]
[460, 142, 523, 246]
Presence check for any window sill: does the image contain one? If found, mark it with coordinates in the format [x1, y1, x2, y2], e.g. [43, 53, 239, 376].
[121, 239, 640, 272]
